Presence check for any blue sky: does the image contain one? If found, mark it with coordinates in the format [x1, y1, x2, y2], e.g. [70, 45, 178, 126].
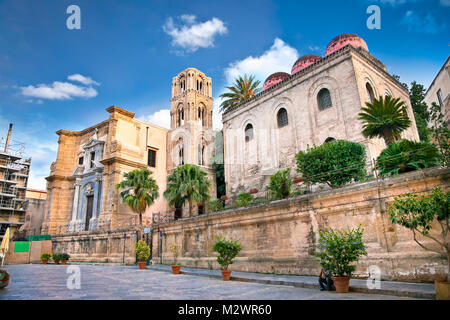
[0, 0, 449, 189]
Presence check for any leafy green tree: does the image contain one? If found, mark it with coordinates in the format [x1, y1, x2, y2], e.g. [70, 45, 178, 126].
[389, 187, 449, 281]
[295, 140, 367, 188]
[164, 164, 211, 217]
[358, 95, 412, 146]
[212, 236, 242, 270]
[235, 192, 253, 207]
[376, 139, 441, 177]
[315, 226, 368, 277]
[115, 169, 159, 226]
[409, 81, 430, 142]
[212, 161, 226, 198]
[219, 74, 261, 113]
[268, 169, 293, 200]
[429, 102, 450, 167]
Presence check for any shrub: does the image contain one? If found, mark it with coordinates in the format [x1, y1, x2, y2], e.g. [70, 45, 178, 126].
[235, 192, 253, 207]
[268, 169, 293, 200]
[208, 199, 224, 212]
[169, 244, 181, 266]
[40, 253, 51, 261]
[296, 140, 367, 188]
[52, 253, 61, 261]
[389, 187, 449, 282]
[315, 226, 368, 277]
[212, 236, 242, 270]
[0, 269, 10, 288]
[61, 253, 70, 261]
[135, 240, 150, 262]
[376, 139, 441, 177]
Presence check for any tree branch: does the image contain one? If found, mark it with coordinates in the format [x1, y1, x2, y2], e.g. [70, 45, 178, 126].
[412, 229, 444, 255]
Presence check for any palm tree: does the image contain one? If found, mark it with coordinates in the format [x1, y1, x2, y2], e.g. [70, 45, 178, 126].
[219, 74, 261, 113]
[164, 164, 211, 218]
[358, 95, 412, 146]
[115, 169, 159, 226]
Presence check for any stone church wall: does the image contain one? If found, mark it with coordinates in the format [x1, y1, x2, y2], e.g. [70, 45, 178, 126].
[152, 167, 449, 282]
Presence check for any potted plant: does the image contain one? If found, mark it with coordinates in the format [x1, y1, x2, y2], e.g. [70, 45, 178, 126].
[52, 253, 61, 265]
[315, 226, 368, 293]
[389, 187, 449, 300]
[135, 240, 150, 270]
[61, 253, 70, 265]
[0, 269, 9, 289]
[212, 236, 242, 281]
[40, 253, 51, 264]
[169, 244, 182, 274]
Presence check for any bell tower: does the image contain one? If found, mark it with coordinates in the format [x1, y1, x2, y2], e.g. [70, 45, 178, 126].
[167, 68, 215, 171]
[166, 68, 217, 215]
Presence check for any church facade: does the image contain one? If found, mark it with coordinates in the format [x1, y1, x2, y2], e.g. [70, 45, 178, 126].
[222, 34, 420, 199]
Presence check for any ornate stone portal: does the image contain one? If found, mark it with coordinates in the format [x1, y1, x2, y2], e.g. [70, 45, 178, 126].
[68, 131, 105, 232]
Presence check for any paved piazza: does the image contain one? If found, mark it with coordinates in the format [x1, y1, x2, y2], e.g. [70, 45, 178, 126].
[0, 264, 420, 300]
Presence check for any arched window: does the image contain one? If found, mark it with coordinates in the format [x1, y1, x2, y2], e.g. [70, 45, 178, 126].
[385, 90, 392, 97]
[198, 144, 203, 165]
[245, 124, 254, 142]
[177, 107, 184, 127]
[324, 137, 336, 143]
[318, 88, 332, 110]
[277, 108, 289, 128]
[179, 143, 184, 165]
[366, 83, 375, 103]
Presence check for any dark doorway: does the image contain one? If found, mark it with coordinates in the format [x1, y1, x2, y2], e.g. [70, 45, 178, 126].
[174, 206, 182, 220]
[85, 195, 94, 231]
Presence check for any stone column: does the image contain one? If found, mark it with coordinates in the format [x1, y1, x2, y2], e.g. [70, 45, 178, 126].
[68, 182, 81, 232]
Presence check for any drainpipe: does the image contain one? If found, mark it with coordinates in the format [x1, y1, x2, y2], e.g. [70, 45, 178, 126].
[4, 123, 13, 153]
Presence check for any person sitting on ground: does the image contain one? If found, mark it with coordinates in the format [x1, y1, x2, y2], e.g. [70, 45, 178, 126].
[318, 267, 334, 291]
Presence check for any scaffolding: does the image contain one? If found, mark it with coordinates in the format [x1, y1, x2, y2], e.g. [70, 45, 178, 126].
[0, 128, 30, 239]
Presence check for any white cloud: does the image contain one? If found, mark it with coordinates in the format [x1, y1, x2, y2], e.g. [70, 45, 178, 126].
[67, 74, 100, 86]
[211, 38, 299, 130]
[440, 0, 450, 6]
[140, 109, 171, 129]
[21, 77, 99, 100]
[223, 38, 298, 84]
[163, 15, 228, 53]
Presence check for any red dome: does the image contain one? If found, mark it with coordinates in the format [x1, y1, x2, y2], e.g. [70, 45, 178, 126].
[291, 55, 322, 74]
[263, 72, 290, 91]
[325, 33, 368, 56]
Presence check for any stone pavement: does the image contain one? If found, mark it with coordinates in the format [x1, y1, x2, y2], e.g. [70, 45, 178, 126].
[0, 264, 429, 300]
[149, 264, 436, 300]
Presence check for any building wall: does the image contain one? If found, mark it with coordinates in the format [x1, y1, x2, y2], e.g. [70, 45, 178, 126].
[20, 189, 47, 236]
[152, 167, 449, 282]
[42, 106, 169, 234]
[222, 47, 419, 200]
[424, 57, 450, 126]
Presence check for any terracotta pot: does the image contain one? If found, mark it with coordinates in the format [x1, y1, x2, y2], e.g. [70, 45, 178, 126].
[54, 260, 60, 265]
[333, 276, 350, 293]
[249, 189, 258, 194]
[220, 196, 228, 201]
[61, 260, 67, 265]
[435, 280, 450, 300]
[0, 277, 9, 289]
[42, 260, 48, 264]
[293, 177, 303, 184]
[138, 261, 146, 270]
[221, 269, 232, 281]
[171, 265, 181, 274]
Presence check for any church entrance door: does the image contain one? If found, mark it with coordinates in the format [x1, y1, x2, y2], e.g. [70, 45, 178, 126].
[85, 195, 94, 231]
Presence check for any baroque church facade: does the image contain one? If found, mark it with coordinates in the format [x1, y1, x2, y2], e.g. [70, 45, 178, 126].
[42, 33, 420, 234]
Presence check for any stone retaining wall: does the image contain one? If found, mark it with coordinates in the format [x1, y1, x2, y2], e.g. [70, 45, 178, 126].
[51, 228, 139, 264]
[152, 168, 449, 282]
